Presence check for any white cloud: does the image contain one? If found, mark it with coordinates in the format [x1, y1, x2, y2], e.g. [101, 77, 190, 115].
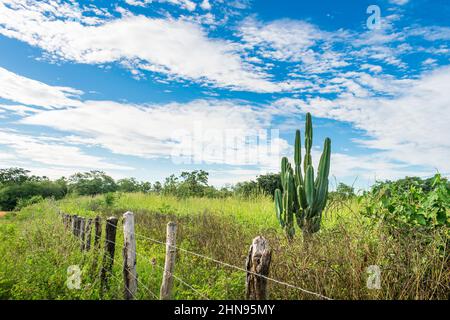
[361, 64, 383, 73]
[125, 0, 197, 11]
[238, 17, 350, 74]
[0, 0, 282, 92]
[200, 0, 211, 10]
[0, 104, 40, 116]
[21, 99, 289, 169]
[0, 67, 82, 109]
[389, 0, 409, 5]
[239, 18, 322, 62]
[274, 65, 450, 174]
[407, 26, 450, 41]
[422, 58, 437, 67]
[0, 130, 131, 171]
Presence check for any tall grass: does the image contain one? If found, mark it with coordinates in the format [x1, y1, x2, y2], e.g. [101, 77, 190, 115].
[0, 194, 448, 300]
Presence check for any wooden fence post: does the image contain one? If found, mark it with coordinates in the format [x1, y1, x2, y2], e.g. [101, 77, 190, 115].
[100, 217, 118, 292]
[160, 221, 177, 300]
[246, 236, 272, 300]
[85, 218, 93, 251]
[79, 217, 86, 250]
[94, 216, 102, 248]
[65, 214, 70, 230]
[62, 214, 67, 228]
[71, 215, 78, 236]
[122, 211, 137, 300]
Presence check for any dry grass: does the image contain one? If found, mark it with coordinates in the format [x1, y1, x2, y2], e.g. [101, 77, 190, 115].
[1, 195, 448, 300]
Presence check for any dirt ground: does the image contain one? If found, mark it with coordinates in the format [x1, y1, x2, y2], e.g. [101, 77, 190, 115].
[0, 211, 8, 218]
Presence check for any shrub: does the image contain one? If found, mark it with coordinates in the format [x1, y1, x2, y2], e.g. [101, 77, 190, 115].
[0, 180, 66, 211]
[363, 174, 449, 230]
[15, 195, 44, 210]
[103, 192, 116, 207]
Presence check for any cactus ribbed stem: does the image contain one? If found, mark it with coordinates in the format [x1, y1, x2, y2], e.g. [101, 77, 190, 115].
[274, 112, 331, 240]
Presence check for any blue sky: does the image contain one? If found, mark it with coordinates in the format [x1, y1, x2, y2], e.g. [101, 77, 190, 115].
[0, 0, 449, 189]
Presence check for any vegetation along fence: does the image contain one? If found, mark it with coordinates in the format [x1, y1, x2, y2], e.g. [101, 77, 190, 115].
[60, 211, 332, 300]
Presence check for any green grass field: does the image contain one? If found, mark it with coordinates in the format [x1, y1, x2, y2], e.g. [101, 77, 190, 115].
[0, 193, 448, 300]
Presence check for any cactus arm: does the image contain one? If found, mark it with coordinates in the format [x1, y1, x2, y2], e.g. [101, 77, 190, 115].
[294, 129, 301, 166]
[275, 188, 284, 227]
[297, 185, 307, 209]
[281, 157, 288, 188]
[305, 165, 315, 207]
[286, 170, 296, 238]
[314, 138, 331, 211]
[296, 185, 306, 228]
[304, 113, 313, 175]
[294, 129, 304, 188]
[316, 138, 331, 186]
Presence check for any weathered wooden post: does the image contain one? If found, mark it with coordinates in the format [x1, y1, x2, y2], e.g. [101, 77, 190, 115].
[85, 218, 93, 251]
[122, 211, 137, 300]
[246, 236, 272, 300]
[94, 216, 102, 248]
[71, 215, 78, 236]
[62, 214, 67, 228]
[100, 217, 118, 292]
[160, 221, 177, 300]
[79, 217, 86, 250]
[70, 215, 74, 233]
[65, 214, 70, 230]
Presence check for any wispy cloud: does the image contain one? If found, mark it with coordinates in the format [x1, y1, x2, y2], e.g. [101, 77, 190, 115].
[0, 67, 82, 109]
[20, 98, 288, 170]
[0, 129, 131, 171]
[0, 0, 282, 92]
[275, 65, 450, 174]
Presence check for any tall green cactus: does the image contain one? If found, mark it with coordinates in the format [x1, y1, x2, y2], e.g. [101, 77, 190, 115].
[275, 113, 331, 240]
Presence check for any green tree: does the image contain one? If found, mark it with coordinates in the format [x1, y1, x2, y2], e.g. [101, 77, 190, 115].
[256, 173, 281, 198]
[334, 183, 355, 199]
[233, 180, 259, 198]
[68, 171, 117, 195]
[162, 174, 179, 196]
[139, 181, 152, 193]
[177, 170, 209, 197]
[0, 168, 30, 185]
[153, 181, 162, 193]
[117, 178, 141, 193]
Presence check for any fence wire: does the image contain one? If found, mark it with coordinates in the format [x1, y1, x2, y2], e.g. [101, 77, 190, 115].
[64, 214, 333, 300]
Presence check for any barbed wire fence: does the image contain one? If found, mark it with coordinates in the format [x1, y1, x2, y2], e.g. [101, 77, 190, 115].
[61, 211, 333, 301]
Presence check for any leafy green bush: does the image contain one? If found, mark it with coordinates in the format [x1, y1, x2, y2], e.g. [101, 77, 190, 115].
[103, 192, 116, 207]
[363, 174, 449, 229]
[15, 195, 45, 210]
[0, 180, 66, 211]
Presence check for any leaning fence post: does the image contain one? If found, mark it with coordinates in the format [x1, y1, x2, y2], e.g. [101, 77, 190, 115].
[70, 215, 74, 233]
[122, 211, 137, 300]
[246, 236, 272, 300]
[160, 221, 177, 300]
[85, 218, 93, 251]
[71, 215, 78, 236]
[100, 216, 118, 293]
[76, 216, 82, 238]
[65, 214, 70, 230]
[94, 216, 102, 248]
[62, 214, 67, 228]
[79, 217, 86, 250]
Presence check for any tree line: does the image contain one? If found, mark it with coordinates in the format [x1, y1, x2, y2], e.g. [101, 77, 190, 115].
[0, 168, 284, 211]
